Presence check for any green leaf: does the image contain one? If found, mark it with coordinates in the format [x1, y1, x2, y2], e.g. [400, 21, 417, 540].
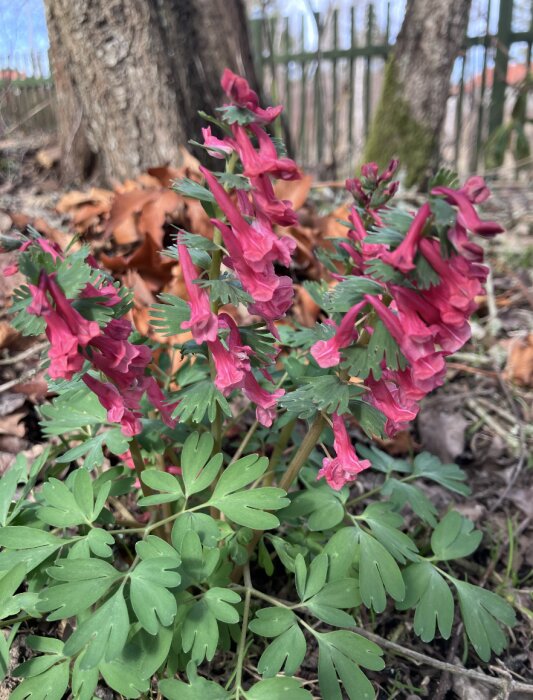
[174, 177, 217, 203]
[181, 600, 219, 663]
[430, 511, 482, 561]
[10, 660, 70, 700]
[279, 375, 361, 419]
[356, 445, 411, 475]
[246, 677, 312, 699]
[136, 534, 181, 563]
[216, 104, 256, 125]
[397, 563, 454, 642]
[249, 607, 296, 637]
[0, 455, 27, 526]
[0, 563, 26, 619]
[358, 530, 405, 612]
[381, 478, 438, 526]
[37, 476, 91, 527]
[99, 626, 173, 698]
[181, 432, 222, 496]
[159, 662, 230, 699]
[0, 526, 62, 549]
[172, 380, 232, 424]
[412, 453, 470, 495]
[198, 276, 253, 307]
[453, 579, 516, 661]
[349, 400, 386, 438]
[39, 387, 107, 435]
[342, 321, 406, 381]
[87, 528, 115, 558]
[359, 503, 419, 564]
[56, 428, 129, 470]
[172, 512, 221, 549]
[317, 630, 383, 700]
[326, 277, 383, 312]
[323, 527, 359, 581]
[305, 579, 361, 627]
[72, 655, 99, 700]
[256, 624, 306, 678]
[129, 555, 180, 634]
[150, 293, 191, 337]
[138, 468, 183, 507]
[280, 486, 345, 531]
[203, 587, 241, 624]
[63, 589, 130, 669]
[37, 558, 121, 621]
[177, 530, 220, 585]
[209, 454, 289, 528]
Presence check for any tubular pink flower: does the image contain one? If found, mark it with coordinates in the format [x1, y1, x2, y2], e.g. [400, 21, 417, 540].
[251, 175, 298, 226]
[382, 203, 432, 273]
[232, 124, 300, 181]
[221, 69, 283, 123]
[431, 186, 504, 236]
[242, 373, 284, 427]
[318, 413, 371, 490]
[45, 275, 100, 346]
[248, 276, 294, 324]
[177, 235, 218, 344]
[310, 301, 367, 368]
[201, 126, 234, 158]
[83, 374, 124, 423]
[461, 176, 490, 203]
[365, 371, 419, 437]
[208, 337, 247, 395]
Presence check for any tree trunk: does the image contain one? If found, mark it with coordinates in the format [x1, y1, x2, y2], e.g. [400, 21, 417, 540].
[44, 0, 258, 184]
[364, 0, 471, 187]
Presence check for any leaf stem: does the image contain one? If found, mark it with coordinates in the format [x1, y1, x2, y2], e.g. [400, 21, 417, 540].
[278, 413, 325, 493]
[129, 438, 151, 499]
[234, 564, 253, 698]
[265, 417, 296, 486]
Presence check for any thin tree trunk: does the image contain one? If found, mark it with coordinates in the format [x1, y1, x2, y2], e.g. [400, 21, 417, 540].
[44, 0, 259, 184]
[364, 0, 472, 187]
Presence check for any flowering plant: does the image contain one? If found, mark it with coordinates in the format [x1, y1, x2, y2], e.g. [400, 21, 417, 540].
[0, 71, 516, 699]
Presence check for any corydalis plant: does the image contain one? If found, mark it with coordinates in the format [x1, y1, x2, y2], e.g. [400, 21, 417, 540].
[0, 71, 516, 700]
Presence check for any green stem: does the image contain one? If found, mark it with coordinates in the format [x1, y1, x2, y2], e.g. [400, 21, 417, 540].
[231, 420, 259, 465]
[278, 413, 326, 493]
[234, 564, 253, 698]
[345, 474, 417, 508]
[265, 418, 296, 485]
[129, 438, 151, 498]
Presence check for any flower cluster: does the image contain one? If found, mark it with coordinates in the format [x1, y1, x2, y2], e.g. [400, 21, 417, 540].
[177, 69, 301, 427]
[311, 164, 503, 488]
[23, 246, 175, 436]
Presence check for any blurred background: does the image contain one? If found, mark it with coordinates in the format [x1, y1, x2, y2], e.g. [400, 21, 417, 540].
[0, 0, 531, 185]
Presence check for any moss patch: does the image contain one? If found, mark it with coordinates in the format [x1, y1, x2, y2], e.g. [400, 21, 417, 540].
[364, 59, 435, 188]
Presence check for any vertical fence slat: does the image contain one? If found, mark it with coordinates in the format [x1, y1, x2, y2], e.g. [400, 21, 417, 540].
[313, 11, 324, 164]
[488, 0, 513, 136]
[454, 51, 467, 170]
[474, 0, 493, 170]
[332, 9, 338, 170]
[285, 16, 291, 122]
[364, 4, 374, 139]
[299, 14, 308, 165]
[348, 6, 355, 156]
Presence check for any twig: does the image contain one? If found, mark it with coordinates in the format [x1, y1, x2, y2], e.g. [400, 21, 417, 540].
[352, 626, 533, 695]
[0, 341, 48, 366]
[0, 368, 37, 394]
[4, 99, 51, 136]
[465, 398, 521, 453]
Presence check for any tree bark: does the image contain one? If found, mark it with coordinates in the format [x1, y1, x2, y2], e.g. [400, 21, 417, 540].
[44, 0, 259, 184]
[364, 0, 472, 187]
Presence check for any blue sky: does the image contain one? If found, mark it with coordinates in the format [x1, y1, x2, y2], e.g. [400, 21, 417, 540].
[0, 0, 49, 74]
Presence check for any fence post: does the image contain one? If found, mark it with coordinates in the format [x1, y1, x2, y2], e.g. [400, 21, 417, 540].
[488, 0, 513, 136]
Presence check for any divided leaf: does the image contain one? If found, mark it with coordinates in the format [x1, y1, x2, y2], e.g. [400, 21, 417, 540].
[397, 563, 454, 642]
[431, 511, 482, 561]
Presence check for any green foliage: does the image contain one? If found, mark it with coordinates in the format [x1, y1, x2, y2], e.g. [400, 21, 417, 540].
[150, 293, 191, 336]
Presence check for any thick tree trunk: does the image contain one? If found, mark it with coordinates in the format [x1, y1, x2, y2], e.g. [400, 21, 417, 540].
[364, 0, 472, 187]
[44, 0, 258, 184]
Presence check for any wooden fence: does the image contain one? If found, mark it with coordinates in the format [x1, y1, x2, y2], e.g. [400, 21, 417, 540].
[1, 0, 532, 178]
[0, 50, 55, 137]
[250, 0, 533, 177]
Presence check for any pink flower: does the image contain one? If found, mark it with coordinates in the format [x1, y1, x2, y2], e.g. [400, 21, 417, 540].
[311, 301, 367, 368]
[242, 373, 284, 427]
[461, 176, 490, 204]
[221, 69, 283, 123]
[365, 371, 419, 437]
[251, 175, 298, 226]
[431, 185, 504, 236]
[382, 203, 432, 273]
[232, 124, 300, 181]
[365, 294, 446, 393]
[318, 413, 371, 490]
[248, 276, 294, 325]
[208, 337, 247, 395]
[201, 126, 234, 158]
[83, 374, 124, 423]
[177, 235, 218, 344]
